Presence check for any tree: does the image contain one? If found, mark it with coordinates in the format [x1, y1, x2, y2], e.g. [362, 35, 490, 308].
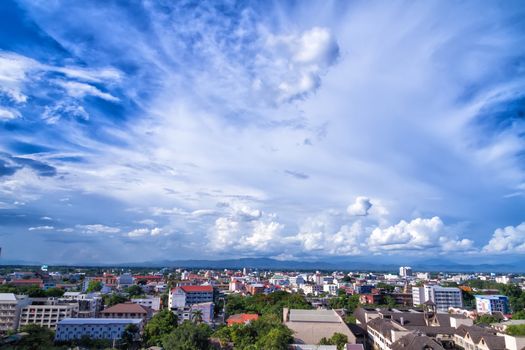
[86, 280, 103, 292]
[191, 309, 204, 324]
[475, 314, 500, 325]
[120, 323, 140, 350]
[45, 287, 65, 297]
[17, 324, 55, 350]
[255, 327, 293, 350]
[161, 321, 212, 350]
[104, 293, 128, 307]
[319, 332, 348, 350]
[507, 324, 525, 336]
[512, 310, 525, 320]
[126, 285, 144, 298]
[144, 309, 178, 346]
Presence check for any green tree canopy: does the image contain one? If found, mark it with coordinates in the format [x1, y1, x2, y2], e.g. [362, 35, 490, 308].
[144, 309, 179, 346]
[86, 280, 103, 292]
[161, 321, 212, 350]
[17, 324, 55, 350]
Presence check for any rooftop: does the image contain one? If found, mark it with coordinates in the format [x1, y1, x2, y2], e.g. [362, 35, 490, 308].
[0, 293, 17, 301]
[101, 302, 149, 314]
[58, 318, 142, 325]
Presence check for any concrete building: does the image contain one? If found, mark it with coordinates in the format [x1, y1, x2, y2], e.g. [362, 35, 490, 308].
[55, 318, 142, 341]
[0, 293, 30, 332]
[475, 295, 510, 315]
[174, 302, 214, 324]
[60, 292, 103, 318]
[130, 296, 161, 311]
[399, 266, 413, 277]
[302, 284, 323, 296]
[283, 308, 357, 345]
[169, 285, 214, 308]
[117, 273, 134, 289]
[19, 299, 79, 330]
[100, 302, 152, 321]
[412, 285, 462, 311]
[246, 284, 265, 295]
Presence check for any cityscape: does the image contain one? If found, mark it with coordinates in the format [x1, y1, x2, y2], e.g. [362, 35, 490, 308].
[1, 0, 525, 349]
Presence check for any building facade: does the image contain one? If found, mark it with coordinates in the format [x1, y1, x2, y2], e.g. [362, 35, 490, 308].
[19, 299, 79, 330]
[55, 318, 142, 341]
[475, 295, 510, 314]
[412, 285, 462, 311]
[169, 285, 214, 308]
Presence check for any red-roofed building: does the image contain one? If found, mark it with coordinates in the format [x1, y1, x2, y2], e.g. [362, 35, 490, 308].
[10, 279, 43, 288]
[133, 275, 163, 284]
[227, 313, 259, 326]
[100, 302, 152, 321]
[169, 285, 214, 309]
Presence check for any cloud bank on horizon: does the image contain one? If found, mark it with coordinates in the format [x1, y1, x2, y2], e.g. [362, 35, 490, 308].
[0, 0, 525, 264]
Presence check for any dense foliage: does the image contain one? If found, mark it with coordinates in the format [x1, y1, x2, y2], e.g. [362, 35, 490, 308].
[507, 324, 525, 336]
[143, 309, 179, 346]
[213, 314, 293, 350]
[225, 290, 312, 319]
[319, 332, 349, 350]
[162, 321, 213, 350]
[0, 285, 64, 298]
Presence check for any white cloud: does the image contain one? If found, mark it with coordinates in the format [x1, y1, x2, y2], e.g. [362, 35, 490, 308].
[128, 227, 163, 237]
[483, 222, 525, 253]
[0, 108, 20, 120]
[76, 224, 121, 234]
[43, 101, 89, 124]
[54, 80, 119, 102]
[368, 217, 472, 252]
[40, 216, 53, 220]
[347, 196, 372, 216]
[261, 26, 339, 102]
[28, 225, 54, 231]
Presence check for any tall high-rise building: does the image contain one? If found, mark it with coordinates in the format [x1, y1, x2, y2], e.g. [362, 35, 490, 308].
[399, 266, 413, 277]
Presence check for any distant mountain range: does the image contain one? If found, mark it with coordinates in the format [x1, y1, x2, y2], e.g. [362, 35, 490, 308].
[1, 257, 523, 273]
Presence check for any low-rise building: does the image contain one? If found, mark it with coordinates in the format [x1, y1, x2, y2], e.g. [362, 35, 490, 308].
[283, 308, 357, 345]
[130, 296, 161, 311]
[0, 293, 31, 332]
[174, 301, 214, 324]
[100, 302, 152, 321]
[227, 313, 259, 326]
[19, 298, 79, 330]
[54, 318, 142, 341]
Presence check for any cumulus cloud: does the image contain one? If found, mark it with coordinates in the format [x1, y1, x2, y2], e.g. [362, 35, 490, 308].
[208, 203, 283, 253]
[259, 26, 339, 102]
[347, 196, 373, 216]
[483, 222, 525, 253]
[368, 217, 473, 252]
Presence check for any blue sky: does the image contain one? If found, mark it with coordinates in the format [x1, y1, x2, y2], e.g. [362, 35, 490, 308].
[1, 0, 525, 265]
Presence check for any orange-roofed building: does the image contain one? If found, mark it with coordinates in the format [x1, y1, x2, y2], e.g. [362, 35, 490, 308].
[227, 313, 259, 326]
[10, 278, 43, 288]
[100, 302, 152, 321]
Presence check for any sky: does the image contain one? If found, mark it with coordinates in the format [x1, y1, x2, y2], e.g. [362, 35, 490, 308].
[0, 0, 525, 265]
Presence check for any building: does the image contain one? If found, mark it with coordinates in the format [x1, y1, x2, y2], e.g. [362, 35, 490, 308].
[55, 318, 142, 341]
[61, 293, 103, 318]
[117, 273, 134, 289]
[169, 285, 214, 308]
[323, 284, 339, 295]
[412, 285, 462, 311]
[0, 293, 31, 332]
[227, 313, 259, 326]
[130, 296, 161, 311]
[453, 324, 506, 350]
[246, 284, 265, 295]
[100, 302, 152, 321]
[302, 284, 323, 296]
[399, 267, 413, 278]
[355, 304, 473, 350]
[174, 302, 214, 324]
[283, 308, 357, 345]
[19, 298, 79, 330]
[475, 295, 510, 315]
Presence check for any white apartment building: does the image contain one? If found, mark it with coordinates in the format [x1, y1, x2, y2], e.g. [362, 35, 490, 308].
[174, 302, 214, 324]
[412, 285, 462, 311]
[55, 318, 142, 341]
[130, 296, 161, 311]
[289, 275, 306, 286]
[169, 285, 214, 309]
[302, 284, 323, 295]
[0, 293, 30, 332]
[399, 266, 413, 277]
[19, 300, 78, 329]
[323, 284, 339, 296]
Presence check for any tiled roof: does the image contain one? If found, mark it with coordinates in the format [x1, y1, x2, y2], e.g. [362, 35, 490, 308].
[227, 313, 259, 325]
[101, 302, 148, 314]
[180, 285, 213, 293]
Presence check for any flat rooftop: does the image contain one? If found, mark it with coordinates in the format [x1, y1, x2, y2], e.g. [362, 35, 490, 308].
[289, 309, 341, 323]
[58, 318, 142, 325]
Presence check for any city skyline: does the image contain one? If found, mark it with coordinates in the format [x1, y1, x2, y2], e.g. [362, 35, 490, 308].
[1, 0, 525, 264]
